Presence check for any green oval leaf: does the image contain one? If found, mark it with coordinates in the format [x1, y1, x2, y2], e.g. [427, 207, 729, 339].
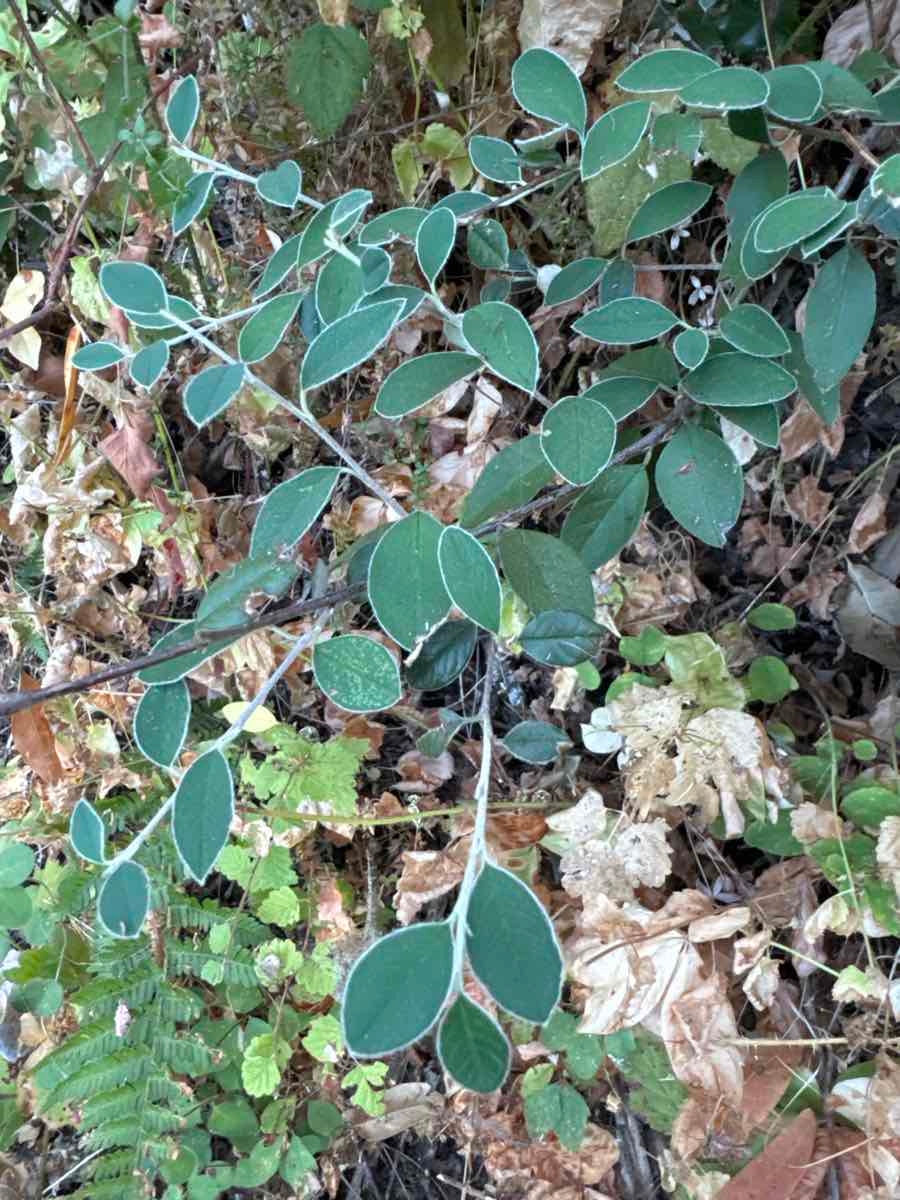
[98, 861, 149, 939]
[313, 635, 402, 713]
[0, 886, 32, 929]
[437, 526, 502, 633]
[802, 245, 875, 393]
[540, 396, 616, 485]
[250, 465, 340, 557]
[512, 47, 586, 134]
[466, 864, 562, 1023]
[130, 340, 169, 388]
[683, 352, 796, 406]
[561, 464, 650, 569]
[137, 620, 238, 686]
[502, 720, 567, 764]
[254, 233, 303, 299]
[655, 424, 743, 548]
[747, 603, 796, 631]
[368, 510, 451, 650]
[301, 298, 403, 393]
[581, 101, 651, 180]
[195, 554, 299, 633]
[375, 351, 482, 419]
[573, 298, 680, 345]
[172, 749, 234, 884]
[764, 65, 823, 122]
[437, 995, 510, 1094]
[416, 207, 456, 287]
[753, 190, 846, 253]
[499, 529, 594, 619]
[238, 291, 303, 363]
[543, 257, 607, 307]
[406, 620, 477, 690]
[72, 341, 126, 371]
[172, 170, 216, 236]
[617, 49, 718, 94]
[359, 283, 426, 322]
[739, 209, 789, 281]
[747, 655, 797, 703]
[255, 160, 302, 209]
[680, 66, 770, 110]
[99, 261, 167, 315]
[715, 402, 781, 448]
[673, 327, 709, 369]
[520, 609, 603, 667]
[467, 218, 508, 270]
[627, 180, 713, 243]
[342, 922, 454, 1055]
[460, 434, 554, 529]
[842, 785, 900, 829]
[582, 375, 657, 420]
[462, 301, 539, 394]
[184, 362, 246, 427]
[133, 680, 191, 768]
[0, 844, 33, 890]
[69, 799, 106, 865]
[166, 75, 200, 143]
[285, 23, 371, 137]
[469, 135, 522, 184]
[720, 304, 790, 357]
[359, 207, 427, 246]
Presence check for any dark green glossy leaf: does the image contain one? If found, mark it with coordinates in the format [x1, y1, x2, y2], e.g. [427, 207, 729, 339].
[501, 720, 567, 764]
[368, 511, 451, 650]
[499, 529, 594, 618]
[655, 424, 743, 547]
[460, 435, 554, 529]
[520, 610, 603, 667]
[561, 464, 649, 569]
[438, 526, 501, 633]
[375, 351, 481, 419]
[406, 620, 477, 690]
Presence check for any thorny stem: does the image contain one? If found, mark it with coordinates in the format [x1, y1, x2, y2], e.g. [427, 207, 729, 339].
[448, 642, 496, 988]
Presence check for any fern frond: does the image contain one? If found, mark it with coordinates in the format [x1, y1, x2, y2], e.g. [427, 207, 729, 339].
[34, 1020, 118, 1092]
[44, 1048, 154, 1108]
[166, 943, 258, 987]
[72, 968, 160, 1014]
[150, 1034, 211, 1075]
[80, 1087, 143, 1130]
[86, 1106, 181, 1150]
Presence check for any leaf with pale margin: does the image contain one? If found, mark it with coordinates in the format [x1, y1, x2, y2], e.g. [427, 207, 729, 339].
[130, 340, 168, 388]
[342, 923, 453, 1055]
[581, 101, 651, 180]
[70, 799, 106, 864]
[720, 304, 790, 357]
[683, 352, 796, 406]
[183, 362, 246, 427]
[375, 351, 481, 419]
[617, 49, 718, 93]
[255, 160, 302, 209]
[368, 511, 451, 650]
[462, 301, 538, 393]
[753, 190, 846, 253]
[540, 396, 616, 485]
[573, 298, 679, 345]
[673, 328, 709, 369]
[469, 135, 522, 184]
[301, 299, 403, 392]
[437, 526, 501, 633]
[238, 291, 302, 363]
[466, 864, 563, 1023]
[98, 861, 149, 939]
[416, 207, 456, 287]
[173, 170, 216, 236]
[764, 65, 823, 122]
[655, 424, 743, 548]
[72, 342, 126, 371]
[544, 258, 607, 307]
[313, 635, 402, 713]
[172, 749, 234, 884]
[99, 262, 167, 315]
[460, 435, 555, 529]
[803, 245, 875, 393]
[511, 47, 586, 134]
[166, 75, 200, 143]
[250, 465, 340, 557]
[406, 621, 477, 691]
[134, 680, 191, 768]
[680, 67, 769, 110]
[502, 720, 567, 764]
[437, 996, 510, 1094]
[195, 554, 298, 632]
[627, 180, 712, 242]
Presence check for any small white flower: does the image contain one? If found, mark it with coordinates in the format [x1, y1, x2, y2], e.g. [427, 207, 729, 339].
[688, 275, 714, 306]
[114, 1002, 131, 1038]
[669, 225, 690, 250]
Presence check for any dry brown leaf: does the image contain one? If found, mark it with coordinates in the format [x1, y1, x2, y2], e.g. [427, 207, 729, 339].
[848, 492, 889, 554]
[10, 674, 64, 786]
[781, 398, 845, 462]
[823, 0, 900, 67]
[717, 1109, 816, 1200]
[876, 815, 900, 899]
[138, 11, 182, 61]
[662, 972, 744, 1108]
[394, 749, 453, 792]
[395, 845, 467, 925]
[1, 270, 44, 369]
[786, 476, 831, 526]
[782, 566, 844, 621]
[518, 0, 622, 75]
[99, 420, 162, 499]
[55, 326, 81, 467]
[688, 906, 751, 943]
[751, 858, 814, 928]
[356, 1083, 444, 1141]
[790, 801, 845, 845]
